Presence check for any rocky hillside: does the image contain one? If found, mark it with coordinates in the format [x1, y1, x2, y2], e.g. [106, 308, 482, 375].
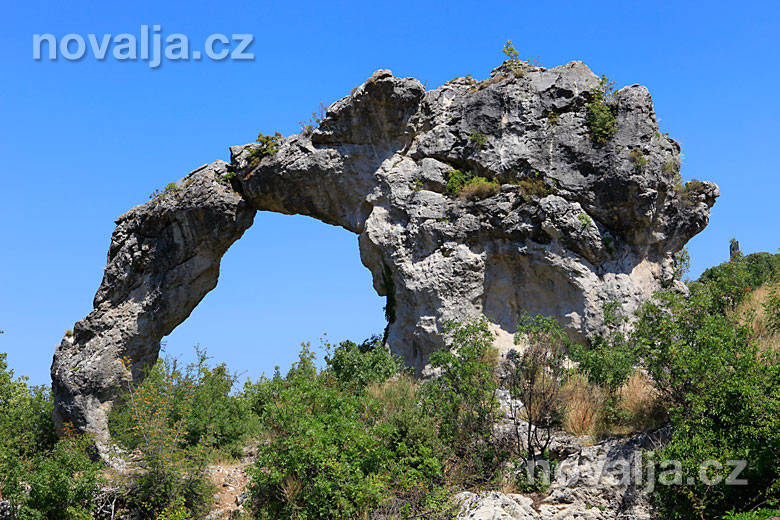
[51, 60, 717, 444]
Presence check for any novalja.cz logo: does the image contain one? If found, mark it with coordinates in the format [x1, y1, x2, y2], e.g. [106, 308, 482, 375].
[32, 25, 254, 68]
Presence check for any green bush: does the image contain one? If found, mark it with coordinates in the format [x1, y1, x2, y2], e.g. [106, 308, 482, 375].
[629, 150, 648, 170]
[698, 251, 780, 305]
[502, 40, 521, 69]
[182, 351, 255, 457]
[109, 356, 214, 519]
[633, 286, 780, 519]
[246, 343, 446, 519]
[0, 353, 102, 520]
[445, 169, 473, 195]
[469, 130, 487, 148]
[723, 510, 780, 520]
[577, 212, 593, 229]
[324, 335, 403, 389]
[505, 315, 570, 462]
[517, 172, 555, 202]
[246, 131, 283, 168]
[586, 75, 616, 144]
[569, 303, 636, 393]
[423, 319, 504, 484]
[13, 434, 103, 520]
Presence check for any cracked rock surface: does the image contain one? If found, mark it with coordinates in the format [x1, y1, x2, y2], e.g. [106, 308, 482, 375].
[52, 61, 717, 440]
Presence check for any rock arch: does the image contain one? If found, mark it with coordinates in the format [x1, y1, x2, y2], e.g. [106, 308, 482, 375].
[52, 64, 718, 444]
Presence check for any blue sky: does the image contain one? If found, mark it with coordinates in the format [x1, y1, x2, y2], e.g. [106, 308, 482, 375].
[1, 1, 778, 385]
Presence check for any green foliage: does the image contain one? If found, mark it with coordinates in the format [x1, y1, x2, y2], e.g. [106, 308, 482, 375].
[109, 355, 216, 518]
[765, 285, 780, 334]
[633, 286, 780, 519]
[629, 150, 648, 170]
[246, 344, 445, 519]
[324, 336, 403, 389]
[164, 182, 178, 193]
[723, 510, 780, 520]
[517, 172, 555, 202]
[445, 169, 472, 195]
[502, 40, 521, 69]
[247, 131, 283, 168]
[0, 353, 102, 520]
[586, 75, 616, 144]
[663, 158, 680, 174]
[570, 303, 635, 394]
[506, 315, 570, 462]
[13, 434, 103, 520]
[672, 247, 691, 283]
[424, 319, 504, 484]
[469, 130, 487, 148]
[697, 253, 755, 313]
[577, 212, 593, 229]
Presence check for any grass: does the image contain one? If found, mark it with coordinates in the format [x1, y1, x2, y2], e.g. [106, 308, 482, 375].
[562, 374, 605, 437]
[459, 177, 500, 201]
[734, 282, 780, 353]
[561, 371, 664, 439]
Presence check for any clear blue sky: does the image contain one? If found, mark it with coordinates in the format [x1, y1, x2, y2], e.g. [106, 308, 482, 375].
[1, 1, 778, 386]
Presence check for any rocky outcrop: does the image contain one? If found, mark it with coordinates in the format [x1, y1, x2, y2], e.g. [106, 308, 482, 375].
[51, 163, 255, 443]
[456, 429, 669, 520]
[52, 61, 717, 439]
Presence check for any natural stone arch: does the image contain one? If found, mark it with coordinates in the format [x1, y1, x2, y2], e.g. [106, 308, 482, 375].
[52, 64, 718, 446]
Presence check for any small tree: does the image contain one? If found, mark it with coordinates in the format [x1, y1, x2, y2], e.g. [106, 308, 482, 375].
[110, 357, 212, 519]
[423, 319, 503, 484]
[504, 315, 569, 465]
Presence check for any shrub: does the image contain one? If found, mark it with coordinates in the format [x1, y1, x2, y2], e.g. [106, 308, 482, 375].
[697, 253, 753, 314]
[424, 319, 504, 484]
[502, 40, 521, 69]
[109, 356, 213, 518]
[672, 247, 691, 283]
[182, 352, 255, 457]
[663, 159, 680, 174]
[724, 510, 780, 520]
[517, 172, 555, 202]
[324, 335, 403, 389]
[764, 285, 780, 334]
[577, 212, 593, 229]
[459, 177, 500, 201]
[469, 130, 487, 148]
[246, 131, 283, 168]
[504, 315, 569, 462]
[13, 433, 103, 520]
[247, 344, 446, 519]
[445, 169, 472, 195]
[629, 150, 648, 170]
[586, 75, 616, 144]
[0, 353, 102, 520]
[633, 287, 780, 518]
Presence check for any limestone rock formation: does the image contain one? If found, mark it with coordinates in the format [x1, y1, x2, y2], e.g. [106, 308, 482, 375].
[51, 162, 255, 443]
[52, 61, 718, 439]
[456, 429, 667, 519]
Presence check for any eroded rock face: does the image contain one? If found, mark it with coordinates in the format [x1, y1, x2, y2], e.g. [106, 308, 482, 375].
[51, 162, 255, 443]
[232, 63, 717, 364]
[455, 429, 668, 519]
[52, 61, 717, 438]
